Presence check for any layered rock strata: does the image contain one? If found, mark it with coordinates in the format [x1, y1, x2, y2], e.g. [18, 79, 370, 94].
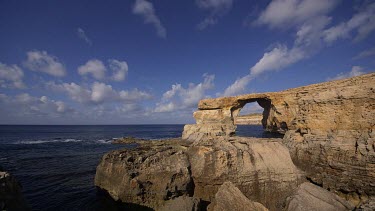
[96, 137, 303, 210]
[187, 137, 303, 210]
[285, 182, 354, 211]
[95, 73, 375, 210]
[207, 181, 268, 211]
[183, 73, 375, 205]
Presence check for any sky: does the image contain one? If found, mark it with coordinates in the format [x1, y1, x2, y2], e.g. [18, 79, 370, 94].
[0, 0, 374, 125]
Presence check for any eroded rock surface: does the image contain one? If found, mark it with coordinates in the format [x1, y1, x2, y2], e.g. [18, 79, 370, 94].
[285, 182, 354, 211]
[207, 181, 268, 211]
[95, 73, 375, 210]
[95, 140, 194, 209]
[188, 137, 303, 210]
[184, 73, 375, 205]
[157, 196, 202, 211]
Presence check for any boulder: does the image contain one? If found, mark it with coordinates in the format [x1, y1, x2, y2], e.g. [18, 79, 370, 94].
[207, 181, 268, 211]
[95, 140, 194, 209]
[285, 182, 354, 211]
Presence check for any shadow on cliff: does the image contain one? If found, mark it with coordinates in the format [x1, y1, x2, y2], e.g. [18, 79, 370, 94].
[94, 187, 153, 211]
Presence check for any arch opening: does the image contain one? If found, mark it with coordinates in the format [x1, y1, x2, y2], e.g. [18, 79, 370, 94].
[233, 99, 283, 138]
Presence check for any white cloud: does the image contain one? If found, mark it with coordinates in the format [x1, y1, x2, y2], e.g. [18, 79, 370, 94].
[0, 93, 73, 118]
[154, 74, 215, 112]
[354, 47, 375, 59]
[77, 28, 92, 45]
[109, 59, 128, 81]
[255, 0, 338, 29]
[78, 59, 106, 80]
[251, 45, 306, 76]
[221, 0, 340, 97]
[133, 0, 167, 38]
[222, 75, 252, 96]
[327, 66, 366, 81]
[196, 0, 233, 30]
[0, 62, 26, 89]
[323, 3, 375, 43]
[78, 59, 128, 81]
[24, 50, 66, 77]
[48, 81, 152, 104]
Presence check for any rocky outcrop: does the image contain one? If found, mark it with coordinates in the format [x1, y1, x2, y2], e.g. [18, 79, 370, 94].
[207, 181, 268, 211]
[187, 137, 303, 210]
[183, 73, 375, 205]
[182, 73, 375, 142]
[285, 182, 354, 211]
[95, 139, 194, 209]
[0, 169, 29, 210]
[95, 73, 375, 210]
[234, 113, 263, 125]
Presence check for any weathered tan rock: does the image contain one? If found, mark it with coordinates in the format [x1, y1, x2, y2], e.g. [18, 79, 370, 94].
[183, 73, 375, 204]
[0, 169, 29, 210]
[183, 73, 375, 142]
[157, 196, 202, 211]
[285, 182, 354, 211]
[208, 181, 268, 211]
[188, 137, 304, 210]
[95, 140, 194, 209]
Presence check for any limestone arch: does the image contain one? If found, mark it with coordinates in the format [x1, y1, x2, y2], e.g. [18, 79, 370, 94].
[231, 98, 272, 130]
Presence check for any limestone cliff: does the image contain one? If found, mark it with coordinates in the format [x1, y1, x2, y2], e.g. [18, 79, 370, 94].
[183, 73, 375, 204]
[95, 73, 375, 210]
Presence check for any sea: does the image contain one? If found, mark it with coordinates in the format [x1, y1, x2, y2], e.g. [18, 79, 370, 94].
[0, 124, 277, 210]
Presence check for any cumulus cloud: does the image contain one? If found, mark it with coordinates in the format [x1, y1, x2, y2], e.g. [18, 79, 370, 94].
[24, 50, 66, 77]
[109, 59, 128, 81]
[133, 0, 167, 38]
[0, 62, 26, 89]
[78, 59, 128, 81]
[327, 66, 366, 81]
[154, 74, 214, 112]
[196, 0, 233, 30]
[255, 0, 338, 29]
[48, 81, 152, 104]
[323, 3, 375, 43]
[78, 59, 106, 80]
[0, 93, 73, 119]
[77, 28, 92, 45]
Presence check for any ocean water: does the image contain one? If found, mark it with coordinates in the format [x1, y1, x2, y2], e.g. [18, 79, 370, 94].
[0, 124, 275, 210]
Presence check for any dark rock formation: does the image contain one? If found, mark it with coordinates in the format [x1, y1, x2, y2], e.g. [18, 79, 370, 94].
[285, 182, 354, 211]
[207, 181, 268, 211]
[0, 169, 29, 210]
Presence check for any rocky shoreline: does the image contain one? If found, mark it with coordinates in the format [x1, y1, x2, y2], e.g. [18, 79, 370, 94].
[95, 73, 375, 211]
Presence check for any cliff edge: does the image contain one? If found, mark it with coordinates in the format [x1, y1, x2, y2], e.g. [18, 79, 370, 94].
[95, 73, 375, 210]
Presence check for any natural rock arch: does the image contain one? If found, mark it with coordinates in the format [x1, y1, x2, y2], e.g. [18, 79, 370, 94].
[182, 94, 288, 141]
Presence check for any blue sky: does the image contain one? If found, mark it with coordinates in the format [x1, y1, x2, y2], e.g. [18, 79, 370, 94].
[0, 0, 374, 124]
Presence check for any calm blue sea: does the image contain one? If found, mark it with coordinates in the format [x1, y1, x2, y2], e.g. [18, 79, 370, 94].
[0, 124, 272, 210]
